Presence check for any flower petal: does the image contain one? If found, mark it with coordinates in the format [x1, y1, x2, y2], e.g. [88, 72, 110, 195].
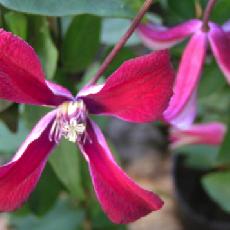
[0, 111, 57, 211]
[0, 29, 72, 106]
[80, 51, 175, 123]
[164, 32, 207, 127]
[208, 23, 230, 84]
[168, 90, 197, 129]
[222, 19, 230, 38]
[170, 122, 226, 148]
[137, 19, 202, 50]
[46, 80, 73, 99]
[79, 120, 163, 224]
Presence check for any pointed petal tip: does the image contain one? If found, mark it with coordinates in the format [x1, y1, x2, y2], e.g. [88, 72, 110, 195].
[137, 19, 202, 50]
[81, 50, 175, 123]
[79, 120, 163, 224]
[0, 29, 71, 106]
[109, 195, 164, 224]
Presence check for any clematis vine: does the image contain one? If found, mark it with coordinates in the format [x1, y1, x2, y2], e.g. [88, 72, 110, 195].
[137, 1, 230, 128]
[0, 29, 175, 223]
[170, 122, 226, 149]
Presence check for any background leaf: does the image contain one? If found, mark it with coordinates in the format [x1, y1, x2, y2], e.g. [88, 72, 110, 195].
[10, 200, 85, 230]
[28, 164, 63, 216]
[202, 171, 230, 213]
[62, 15, 101, 73]
[0, 100, 12, 113]
[0, 119, 27, 154]
[49, 140, 84, 200]
[101, 18, 140, 46]
[4, 11, 28, 39]
[211, 0, 230, 24]
[29, 17, 58, 79]
[218, 121, 230, 164]
[0, 0, 135, 17]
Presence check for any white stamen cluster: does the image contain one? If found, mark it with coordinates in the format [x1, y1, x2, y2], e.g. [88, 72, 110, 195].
[62, 120, 86, 142]
[49, 100, 87, 143]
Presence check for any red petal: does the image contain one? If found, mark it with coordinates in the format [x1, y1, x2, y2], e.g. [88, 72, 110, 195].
[79, 120, 163, 224]
[80, 51, 174, 123]
[164, 32, 207, 127]
[137, 19, 201, 50]
[209, 23, 230, 84]
[0, 111, 57, 211]
[0, 29, 72, 106]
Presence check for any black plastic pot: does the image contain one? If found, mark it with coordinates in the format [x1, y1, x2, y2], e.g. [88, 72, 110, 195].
[173, 154, 230, 230]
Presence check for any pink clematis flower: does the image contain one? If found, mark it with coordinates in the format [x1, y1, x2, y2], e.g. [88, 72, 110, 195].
[0, 29, 175, 223]
[137, 19, 230, 128]
[170, 122, 226, 149]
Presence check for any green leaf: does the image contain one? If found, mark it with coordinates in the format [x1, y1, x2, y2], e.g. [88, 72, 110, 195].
[198, 59, 226, 98]
[10, 200, 85, 230]
[0, 119, 27, 154]
[28, 164, 62, 216]
[62, 15, 101, 73]
[167, 0, 195, 20]
[101, 47, 135, 77]
[0, 103, 19, 132]
[101, 18, 140, 46]
[78, 62, 100, 89]
[176, 145, 219, 169]
[49, 139, 84, 200]
[29, 17, 58, 79]
[202, 171, 230, 213]
[218, 121, 230, 164]
[0, 99, 12, 113]
[4, 11, 28, 39]
[22, 105, 50, 130]
[211, 0, 230, 24]
[0, 0, 134, 17]
[90, 199, 126, 229]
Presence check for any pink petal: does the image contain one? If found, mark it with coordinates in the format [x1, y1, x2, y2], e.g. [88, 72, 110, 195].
[170, 122, 226, 148]
[164, 32, 208, 127]
[80, 51, 175, 123]
[0, 111, 57, 211]
[137, 19, 202, 50]
[46, 80, 73, 99]
[79, 120, 163, 224]
[208, 23, 230, 84]
[222, 19, 230, 38]
[168, 91, 197, 129]
[0, 29, 72, 106]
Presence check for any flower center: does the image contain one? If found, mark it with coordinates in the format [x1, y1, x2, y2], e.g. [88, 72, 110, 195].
[49, 99, 87, 143]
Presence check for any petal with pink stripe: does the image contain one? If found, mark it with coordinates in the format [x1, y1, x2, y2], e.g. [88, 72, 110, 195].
[209, 22, 230, 84]
[0, 111, 57, 211]
[79, 120, 163, 224]
[80, 51, 174, 123]
[137, 19, 202, 50]
[164, 32, 208, 127]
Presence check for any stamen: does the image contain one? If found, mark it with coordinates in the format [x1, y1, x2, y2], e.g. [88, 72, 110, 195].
[49, 100, 88, 143]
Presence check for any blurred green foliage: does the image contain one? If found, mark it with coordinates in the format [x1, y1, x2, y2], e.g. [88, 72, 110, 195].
[0, 0, 230, 227]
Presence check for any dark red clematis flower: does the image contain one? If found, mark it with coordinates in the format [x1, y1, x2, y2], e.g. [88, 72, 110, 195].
[0, 29, 174, 223]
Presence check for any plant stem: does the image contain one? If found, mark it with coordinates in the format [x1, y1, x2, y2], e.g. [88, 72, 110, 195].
[88, 0, 153, 85]
[202, 0, 217, 32]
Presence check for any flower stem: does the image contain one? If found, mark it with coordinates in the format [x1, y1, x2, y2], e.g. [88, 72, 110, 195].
[202, 0, 217, 32]
[88, 0, 153, 85]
